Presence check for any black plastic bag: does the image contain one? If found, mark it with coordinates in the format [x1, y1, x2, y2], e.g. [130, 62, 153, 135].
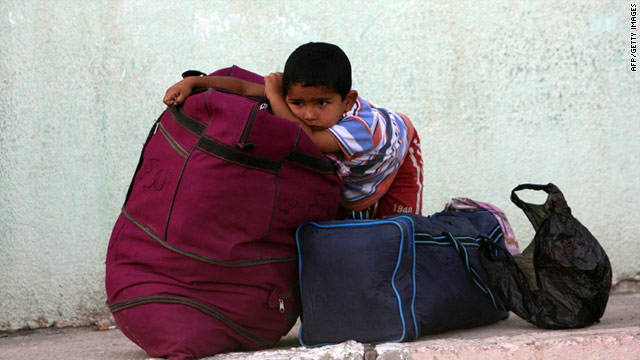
[479, 183, 612, 329]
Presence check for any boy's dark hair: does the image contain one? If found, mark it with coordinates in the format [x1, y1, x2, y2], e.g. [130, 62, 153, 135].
[283, 42, 352, 99]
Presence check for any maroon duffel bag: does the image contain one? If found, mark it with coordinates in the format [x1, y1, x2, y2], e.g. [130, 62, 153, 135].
[105, 66, 342, 359]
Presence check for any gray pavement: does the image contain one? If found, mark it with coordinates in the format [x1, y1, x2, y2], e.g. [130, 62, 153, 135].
[1, 293, 638, 360]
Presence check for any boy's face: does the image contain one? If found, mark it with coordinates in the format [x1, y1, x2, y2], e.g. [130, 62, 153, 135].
[285, 84, 356, 131]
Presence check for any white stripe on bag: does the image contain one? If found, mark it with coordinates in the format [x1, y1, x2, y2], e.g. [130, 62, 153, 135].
[407, 139, 423, 215]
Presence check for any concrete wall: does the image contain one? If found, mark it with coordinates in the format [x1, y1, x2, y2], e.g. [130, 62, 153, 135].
[1, 0, 638, 330]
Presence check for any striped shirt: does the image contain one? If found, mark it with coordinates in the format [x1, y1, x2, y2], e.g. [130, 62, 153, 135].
[327, 96, 411, 210]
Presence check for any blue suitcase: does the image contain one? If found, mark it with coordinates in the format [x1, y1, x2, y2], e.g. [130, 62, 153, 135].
[295, 211, 508, 346]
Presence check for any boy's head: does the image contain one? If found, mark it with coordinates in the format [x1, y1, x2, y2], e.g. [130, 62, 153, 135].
[282, 42, 358, 131]
[283, 42, 352, 99]
[282, 43, 358, 131]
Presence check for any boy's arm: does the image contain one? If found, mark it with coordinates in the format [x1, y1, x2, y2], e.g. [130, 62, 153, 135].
[264, 73, 340, 153]
[163, 76, 265, 107]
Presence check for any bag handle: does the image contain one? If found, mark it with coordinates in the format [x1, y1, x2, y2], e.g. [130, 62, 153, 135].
[510, 183, 570, 231]
[181, 70, 207, 78]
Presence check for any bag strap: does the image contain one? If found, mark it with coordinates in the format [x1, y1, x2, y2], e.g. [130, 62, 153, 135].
[122, 116, 162, 206]
[510, 183, 570, 231]
[444, 232, 506, 312]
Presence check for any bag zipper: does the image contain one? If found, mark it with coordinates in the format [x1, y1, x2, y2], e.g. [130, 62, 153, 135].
[109, 294, 274, 348]
[158, 122, 189, 158]
[122, 208, 297, 267]
[268, 283, 299, 322]
[236, 102, 268, 151]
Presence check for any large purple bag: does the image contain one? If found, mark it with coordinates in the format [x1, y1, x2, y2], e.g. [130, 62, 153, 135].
[105, 66, 342, 359]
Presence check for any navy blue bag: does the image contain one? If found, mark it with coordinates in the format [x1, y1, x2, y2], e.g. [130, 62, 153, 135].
[295, 211, 508, 346]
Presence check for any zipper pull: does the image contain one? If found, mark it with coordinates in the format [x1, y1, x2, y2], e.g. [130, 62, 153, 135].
[259, 103, 268, 110]
[278, 299, 285, 313]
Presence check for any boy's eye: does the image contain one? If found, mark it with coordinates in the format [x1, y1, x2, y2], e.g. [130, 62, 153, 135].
[317, 100, 328, 106]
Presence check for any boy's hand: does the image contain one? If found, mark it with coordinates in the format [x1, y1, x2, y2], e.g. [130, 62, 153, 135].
[264, 72, 284, 102]
[163, 78, 194, 107]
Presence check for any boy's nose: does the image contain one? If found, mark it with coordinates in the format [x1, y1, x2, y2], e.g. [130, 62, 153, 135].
[303, 108, 316, 120]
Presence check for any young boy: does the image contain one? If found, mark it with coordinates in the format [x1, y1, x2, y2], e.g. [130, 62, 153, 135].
[163, 42, 423, 218]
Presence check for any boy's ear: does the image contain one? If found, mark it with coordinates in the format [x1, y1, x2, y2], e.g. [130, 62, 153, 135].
[343, 90, 358, 111]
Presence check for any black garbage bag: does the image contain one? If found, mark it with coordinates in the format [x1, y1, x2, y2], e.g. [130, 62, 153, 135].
[478, 183, 612, 329]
